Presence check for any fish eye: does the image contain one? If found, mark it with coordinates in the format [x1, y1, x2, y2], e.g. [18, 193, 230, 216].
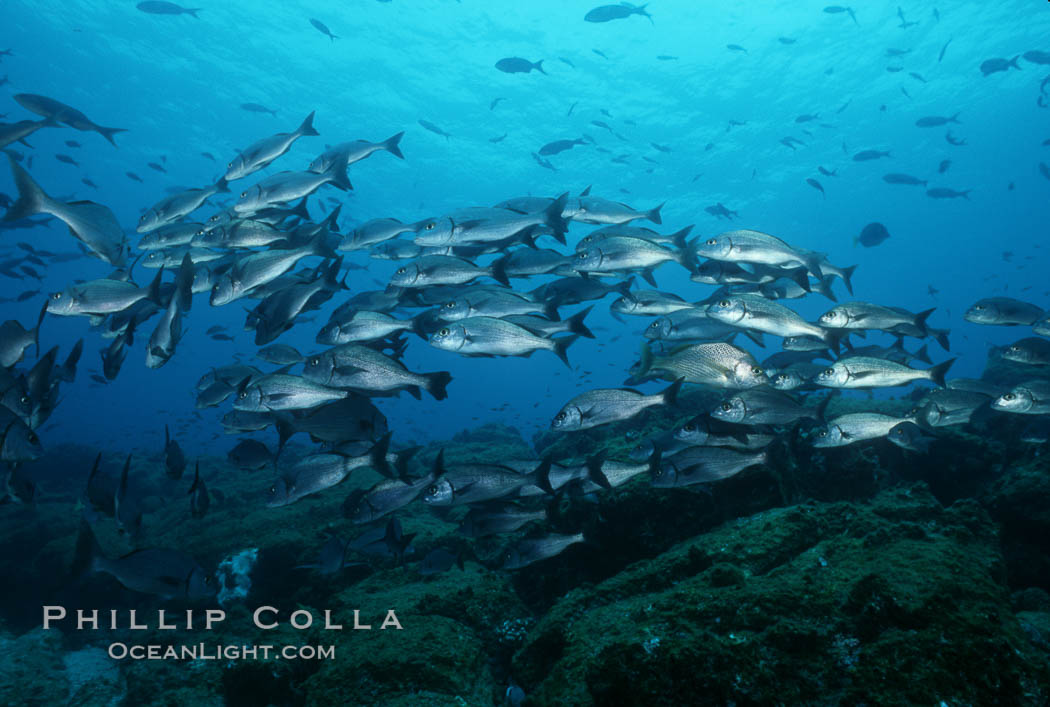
[555, 412, 566, 420]
[683, 424, 695, 432]
[51, 292, 62, 300]
[238, 390, 247, 399]
[20, 395, 29, 404]
[239, 192, 247, 199]
[227, 162, 233, 168]
[425, 222, 436, 230]
[268, 485, 276, 494]
[426, 485, 438, 496]
[1004, 393, 1015, 400]
[719, 300, 730, 307]
[309, 357, 320, 366]
[721, 402, 732, 411]
[27, 433, 38, 444]
[396, 267, 406, 274]
[443, 302, 456, 309]
[706, 238, 717, 246]
[818, 430, 827, 437]
[439, 328, 450, 336]
[824, 368, 835, 376]
[975, 304, 985, 310]
[1010, 345, 1020, 352]
[752, 366, 763, 375]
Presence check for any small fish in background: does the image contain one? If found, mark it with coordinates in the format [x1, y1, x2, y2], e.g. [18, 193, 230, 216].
[938, 38, 952, 62]
[55, 154, 79, 167]
[559, 57, 576, 68]
[126, 171, 143, 182]
[539, 138, 586, 155]
[778, 37, 797, 45]
[584, 3, 652, 23]
[656, 54, 678, 60]
[855, 222, 890, 247]
[1024, 51, 1050, 65]
[853, 149, 891, 161]
[65, 140, 81, 148]
[532, 153, 556, 171]
[886, 66, 904, 73]
[566, 101, 578, 117]
[418, 119, 451, 139]
[938, 159, 951, 173]
[980, 56, 1021, 76]
[928, 285, 939, 296]
[489, 97, 506, 110]
[309, 18, 338, 41]
[200, 151, 215, 161]
[806, 178, 825, 198]
[495, 57, 546, 74]
[896, 8, 918, 29]
[136, 1, 202, 18]
[241, 103, 277, 117]
[1039, 162, 1050, 181]
[916, 114, 960, 127]
[883, 173, 927, 187]
[926, 187, 971, 200]
[727, 44, 747, 54]
[147, 162, 167, 173]
[818, 166, 836, 177]
[823, 5, 859, 26]
[945, 131, 967, 146]
[796, 113, 819, 123]
[489, 133, 507, 143]
[592, 49, 609, 59]
[909, 72, 927, 83]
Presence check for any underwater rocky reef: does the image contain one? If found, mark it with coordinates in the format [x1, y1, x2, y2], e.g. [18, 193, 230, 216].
[1, 356, 1049, 705]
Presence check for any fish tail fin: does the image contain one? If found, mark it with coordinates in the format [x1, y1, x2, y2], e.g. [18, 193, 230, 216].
[298, 111, 320, 137]
[823, 329, 845, 355]
[586, 450, 613, 490]
[533, 454, 555, 495]
[369, 432, 393, 478]
[3, 154, 53, 222]
[646, 201, 665, 224]
[934, 329, 951, 352]
[545, 192, 570, 233]
[323, 161, 352, 192]
[815, 275, 837, 302]
[1010, 55, 1020, 69]
[187, 460, 200, 495]
[641, 268, 658, 287]
[915, 343, 932, 365]
[814, 394, 832, 422]
[567, 305, 595, 338]
[409, 313, 430, 340]
[146, 265, 166, 306]
[541, 300, 561, 321]
[838, 264, 858, 295]
[214, 177, 229, 193]
[71, 519, 103, 581]
[927, 357, 956, 387]
[424, 370, 452, 401]
[322, 204, 342, 232]
[187, 8, 203, 18]
[787, 267, 812, 293]
[950, 112, 961, 123]
[662, 377, 684, 407]
[490, 257, 510, 287]
[290, 196, 310, 221]
[552, 334, 579, 368]
[274, 416, 295, 463]
[534, 60, 547, 75]
[802, 252, 825, 279]
[383, 131, 405, 159]
[637, 341, 654, 377]
[309, 230, 337, 259]
[97, 126, 127, 147]
[615, 276, 635, 298]
[914, 307, 936, 334]
[33, 299, 47, 353]
[60, 338, 83, 383]
[176, 253, 193, 312]
[962, 190, 971, 200]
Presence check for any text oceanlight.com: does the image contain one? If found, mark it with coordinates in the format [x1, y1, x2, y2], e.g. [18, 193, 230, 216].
[107, 643, 337, 661]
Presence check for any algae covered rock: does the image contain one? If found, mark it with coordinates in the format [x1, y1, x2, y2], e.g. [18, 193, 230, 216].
[512, 484, 1050, 706]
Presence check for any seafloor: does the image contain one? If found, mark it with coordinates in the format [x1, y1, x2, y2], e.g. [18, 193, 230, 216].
[1, 355, 1049, 706]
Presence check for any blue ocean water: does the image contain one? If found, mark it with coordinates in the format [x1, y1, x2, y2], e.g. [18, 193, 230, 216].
[3, 1, 1050, 703]
[2, 0, 1047, 451]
